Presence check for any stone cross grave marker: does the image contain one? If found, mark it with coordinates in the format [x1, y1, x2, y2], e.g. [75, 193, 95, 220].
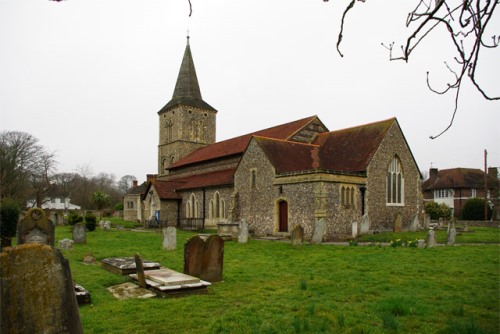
[73, 223, 86, 244]
[0, 243, 83, 334]
[184, 234, 224, 282]
[163, 227, 177, 250]
[311, 218, 326, 244]
[16, 208, 55, 246]
[238, 220, 249, 244]
[291, 224, 304, 246]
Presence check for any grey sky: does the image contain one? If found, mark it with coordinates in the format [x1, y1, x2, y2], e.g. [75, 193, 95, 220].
[1, 0, 499, 182]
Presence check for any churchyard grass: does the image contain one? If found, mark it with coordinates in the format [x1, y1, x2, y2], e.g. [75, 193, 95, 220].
[53, 225, 499, 334]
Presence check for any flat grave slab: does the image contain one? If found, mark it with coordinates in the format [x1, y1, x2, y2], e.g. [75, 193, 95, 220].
[107, 282, 157, 300]
[130, 267, 211, 297]
[100, 257, 161, 275]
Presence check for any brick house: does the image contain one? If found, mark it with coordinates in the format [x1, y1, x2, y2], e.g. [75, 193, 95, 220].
[422, 167, 499, 219]
[129, 37, 422, 239]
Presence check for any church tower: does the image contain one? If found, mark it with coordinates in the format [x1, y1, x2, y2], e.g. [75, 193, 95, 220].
[157, 36, 217, 177]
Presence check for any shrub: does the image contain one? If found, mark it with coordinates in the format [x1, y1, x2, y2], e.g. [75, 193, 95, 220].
[67, 211, 83, 226]
[114, 202, 124, 210]
[84, 212, 97, 231]
[0, 198, 20, 248]
[462, 198, 492, 220]
[425, 201, 452, 220]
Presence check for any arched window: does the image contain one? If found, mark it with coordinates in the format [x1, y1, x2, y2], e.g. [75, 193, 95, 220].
[186, 193, 199, 218]
[341, 187, 345, 206]
[387, 156, 404, 205]
[165, 120, 173, 143]
[250, 169, 257, 188]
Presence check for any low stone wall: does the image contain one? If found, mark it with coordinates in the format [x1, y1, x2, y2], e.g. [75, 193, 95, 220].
[430, 220, 500, 228]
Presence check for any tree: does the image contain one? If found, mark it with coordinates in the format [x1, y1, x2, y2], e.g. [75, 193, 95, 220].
[91, 191, 110, 219]
[0, 131, 57, 205]
[329, 0, 498, 138]
[462, 198, 492, 220]
[0, 198, 21, 249]
[117, 175, 137, 195]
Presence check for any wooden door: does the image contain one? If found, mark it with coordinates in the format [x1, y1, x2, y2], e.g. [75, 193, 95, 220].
[279, 201, 288, 232]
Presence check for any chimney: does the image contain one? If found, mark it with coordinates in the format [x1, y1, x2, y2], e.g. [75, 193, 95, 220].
[133, 180, 138, 187]
[429, 168, 439, 180]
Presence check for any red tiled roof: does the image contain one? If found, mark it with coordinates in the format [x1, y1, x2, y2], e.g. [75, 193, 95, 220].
[170, 116, 319, 169]
[171, 168, 235, 190]
[314, 118, 395, 172]
[422, 168, 497, 190]
[255, 137, 319, 173]
[152, 180, 184, 200]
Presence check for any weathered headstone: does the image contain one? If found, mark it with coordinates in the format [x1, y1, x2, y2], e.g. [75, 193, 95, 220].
[184, 235, 224, 282]
[184, 236, 206, 279]
[291, 225, 304, 246]
[99, 220, 105, 229]
[426, 228, 437, 248]
[417, 239, 426, 249]
[311, 218, 326, 244]
[0, 244, 83, 333]
[394, 213, 403, 232]
[424, 214, 431, 229]
[238, 220, 249, 244]
[58, 238, 74, 250]
[73, 223, 86, 244]
[410, 213, 419, 232]
[134, 253, 147, 288]
[163, 227, 177, 250]
[359, 214, 370, 235]
[82, 252, 97, 265]
[447, 227, 456, 246]
[351, 221, 358, 238]
[202, 235, 224, 282]
[103, 221, 111, 230]
[16, 208, 55, 246]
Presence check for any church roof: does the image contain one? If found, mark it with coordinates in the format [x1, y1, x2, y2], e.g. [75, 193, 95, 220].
[171, 168, 235, 190]
[170, 115, 321, 169]
[158, 38, 216, 113]
[255, 118, 397, 174]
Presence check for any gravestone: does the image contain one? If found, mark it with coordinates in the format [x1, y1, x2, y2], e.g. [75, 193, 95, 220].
[351, 221, 358, 238]
[58, 238, 74, 250]
[291, 225, 304, 246]
[311, 218, 326, 244]
[82, 252, 97, 265]
[134, 253, 147, 288]
[0, 243, 83, 333]
[99, 220, 105, 229]
[116, 225, 125, 230]
[394, 213, 403, 232]
[184, 235, 224, 282]
[16, 207, 55, 246]
[424, 214, 431, 229]
[359, 214, 370, 235]
[410, 213, 419, 232]
[163, 227, 177, 250]
[426, 228, 437, 248]
[202, 235, 224, 282]
[238, 220, 249, 244]
[447, 227, 456, 246]
[417, 239, 426, 249]
[73, 223, 86, 244]
[184, 236, 206, 279]
[103, 221, 111, 230]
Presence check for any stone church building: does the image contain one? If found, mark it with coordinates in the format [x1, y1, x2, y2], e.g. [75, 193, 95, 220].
[126, 38, 422, 240]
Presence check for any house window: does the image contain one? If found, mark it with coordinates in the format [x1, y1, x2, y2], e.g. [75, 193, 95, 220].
[386, 156, 404, 205]
[127, 201, 134, 209]
[471, 188, 476, 198]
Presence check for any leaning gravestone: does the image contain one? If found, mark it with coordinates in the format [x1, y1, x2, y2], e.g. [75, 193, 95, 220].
[73, 223, 86, 244]
[0, 243, 83, 333]
[17, 208, 55, 246]
[238, 220, 249, 244]
[184, 235, 224, 282]
[410, 213, 419, 232]
[426, 228, 437, 248]
[163, 227, 177, 251]
[311, 218, 326, 244]
[291, 225, 304, 246]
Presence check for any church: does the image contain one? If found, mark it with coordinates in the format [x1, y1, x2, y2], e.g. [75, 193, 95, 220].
[124, 38, 422, 240]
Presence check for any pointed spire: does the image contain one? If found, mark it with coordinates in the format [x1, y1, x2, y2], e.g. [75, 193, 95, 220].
[158, 36, 216, 113]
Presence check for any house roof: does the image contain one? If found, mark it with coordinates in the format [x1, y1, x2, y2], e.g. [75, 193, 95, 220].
[422, 168, 498, 190]
[170, 115, 321, 169]
[127, 182, 148, 195]
[158, 38, 216, 113]
[147, 180, 184, 200]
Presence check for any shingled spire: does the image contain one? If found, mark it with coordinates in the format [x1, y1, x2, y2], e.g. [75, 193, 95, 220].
[159, 36, 216, 113]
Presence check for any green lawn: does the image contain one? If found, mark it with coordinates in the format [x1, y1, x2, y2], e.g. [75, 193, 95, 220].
[54, 225, 499, 334]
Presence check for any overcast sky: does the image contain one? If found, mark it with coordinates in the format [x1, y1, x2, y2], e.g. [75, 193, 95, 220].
[1, 0, 499, 183]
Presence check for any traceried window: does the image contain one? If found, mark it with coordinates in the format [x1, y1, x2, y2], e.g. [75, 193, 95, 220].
[340, 186, 356, 208]
[209, 192, 226, 219]
[387, 156, 404, 205]
[186, 193, 199, 218]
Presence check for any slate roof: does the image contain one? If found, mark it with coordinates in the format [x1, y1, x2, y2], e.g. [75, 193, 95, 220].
[254, 118, 403, 175]
[158, 39, 216, 113]
[127, 182, 148, 195]
[422, 168, 498, 190]
[170, 115, 321, 169]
